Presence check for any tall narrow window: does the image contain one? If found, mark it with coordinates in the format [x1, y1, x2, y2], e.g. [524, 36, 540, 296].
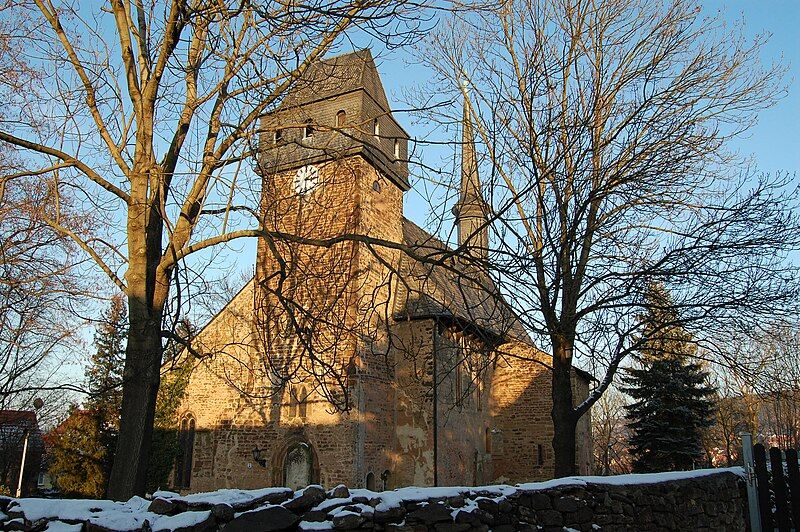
[373, 118, 380, 138]
[393, 139, 400, 160]
[365, 471, 375, 491]
[455, 363, 463, 407]
[175, 414, 196, 488]
[304, 120, 314, 139]
[485, 427, 492, 454]
[381, 470, 391, 490]
[274, 129, 282, 144]
[454, 334, 467, 408]
[298, 386, 308, 419]
[288, 386, 298, 418]
[537, 444, 544, 465]
[336, 110, 347, 128]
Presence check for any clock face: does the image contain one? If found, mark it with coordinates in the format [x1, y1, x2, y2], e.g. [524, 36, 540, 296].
[293, 165, 320, 196]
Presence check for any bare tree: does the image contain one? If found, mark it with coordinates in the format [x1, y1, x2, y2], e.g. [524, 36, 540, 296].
[411, 0, 800, 475]
[591, 388, 630, 475]
[0, 0, 429, 498]
[741, 325, 800, 448]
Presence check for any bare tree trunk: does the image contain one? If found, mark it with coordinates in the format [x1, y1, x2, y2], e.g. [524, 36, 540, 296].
[108, 163, 166, 500]
[551, 334, 577, 477]
[108, 307, 162, 499]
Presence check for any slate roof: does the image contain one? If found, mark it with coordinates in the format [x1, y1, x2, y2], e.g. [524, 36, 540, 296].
[393, 218, 530, 343]
[280, 49, 391, 112]
[0, 410, 36, 425]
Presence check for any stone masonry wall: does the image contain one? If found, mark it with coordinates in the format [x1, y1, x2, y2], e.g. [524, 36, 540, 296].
[490, 342, 593, 483]
[2, 469, 747, 531]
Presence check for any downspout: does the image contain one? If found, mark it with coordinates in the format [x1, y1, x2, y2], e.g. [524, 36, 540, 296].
[432, 318, 439, 487]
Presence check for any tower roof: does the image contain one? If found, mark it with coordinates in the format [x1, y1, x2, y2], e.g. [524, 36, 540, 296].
[454, 92, 488, 216]
[280, 49, 391, 112]
[261, 49, 410, 190]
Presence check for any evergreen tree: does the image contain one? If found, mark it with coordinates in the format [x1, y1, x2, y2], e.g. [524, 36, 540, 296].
[622, 284, 716, 472]
[86, 295, 127, 418]
[83, 295, 127, 490]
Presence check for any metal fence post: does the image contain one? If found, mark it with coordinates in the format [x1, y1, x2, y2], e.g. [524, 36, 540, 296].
[741, 432, 762, 532]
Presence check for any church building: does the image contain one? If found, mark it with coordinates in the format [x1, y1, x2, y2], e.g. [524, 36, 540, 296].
[176, 50, 592, 493]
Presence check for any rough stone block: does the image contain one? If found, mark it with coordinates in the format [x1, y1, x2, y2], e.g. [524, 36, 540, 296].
[222, 505, 299, 532]
[407, 503, 453, 525]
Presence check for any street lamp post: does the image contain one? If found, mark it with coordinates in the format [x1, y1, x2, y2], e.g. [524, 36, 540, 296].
[15, 398, 44, 498]
[15, 430, 30, 498]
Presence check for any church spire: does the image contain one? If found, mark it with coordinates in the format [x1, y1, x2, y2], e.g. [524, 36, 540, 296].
[454, 86, 489, 259]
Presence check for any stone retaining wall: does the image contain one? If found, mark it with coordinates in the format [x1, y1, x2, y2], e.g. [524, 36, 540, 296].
[0, 468, 747, 531]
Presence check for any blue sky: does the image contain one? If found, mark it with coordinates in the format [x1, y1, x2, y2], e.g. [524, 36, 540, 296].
[370, 0, 800, 223]
[200, 0, 800, 305]
[700, 0, 799, 174]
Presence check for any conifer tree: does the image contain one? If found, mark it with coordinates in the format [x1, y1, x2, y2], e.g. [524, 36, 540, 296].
[622, 284, 717, 472]
[84, 295, 127, 488]
[86, 295, 127, 418]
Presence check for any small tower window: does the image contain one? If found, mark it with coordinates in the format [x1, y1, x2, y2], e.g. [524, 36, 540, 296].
[274, 129, 282, 144]
[304, 120, 313, 139]
[537, 443, 544, 465]
[373, 118, 380, 138]
[336, 110, 347, 128]
[394, 139, 400, 160]
[365, 471, 375, 491]
[485, 427, 492, 454]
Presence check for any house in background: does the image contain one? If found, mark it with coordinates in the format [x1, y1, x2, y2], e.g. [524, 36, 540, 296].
[0, 410, 43, 496]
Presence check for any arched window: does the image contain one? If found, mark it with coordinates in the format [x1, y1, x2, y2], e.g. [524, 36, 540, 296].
[175, 414, 196, 489]
[373, 118, 380, 138]
[287, 386, 308, 419]
[304, 120, 314, 139]
[393, 139, 400, 160]
[336, 110, 347, 128]
[365, 471, 375, 491]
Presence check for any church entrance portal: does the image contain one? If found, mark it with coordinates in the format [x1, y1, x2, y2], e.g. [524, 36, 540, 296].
[283, 442, 314, 489]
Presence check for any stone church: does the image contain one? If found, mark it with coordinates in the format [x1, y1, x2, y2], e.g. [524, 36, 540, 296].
[176, 50, 592, 493]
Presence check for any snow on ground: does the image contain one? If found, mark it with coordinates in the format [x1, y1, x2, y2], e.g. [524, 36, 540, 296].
[7, 496, 214, 531]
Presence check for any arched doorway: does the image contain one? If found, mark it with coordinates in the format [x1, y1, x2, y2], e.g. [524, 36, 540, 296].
[283, 442, 314, 490]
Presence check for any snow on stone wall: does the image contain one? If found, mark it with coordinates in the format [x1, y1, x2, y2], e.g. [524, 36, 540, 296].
[0, 468, 746, 531]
